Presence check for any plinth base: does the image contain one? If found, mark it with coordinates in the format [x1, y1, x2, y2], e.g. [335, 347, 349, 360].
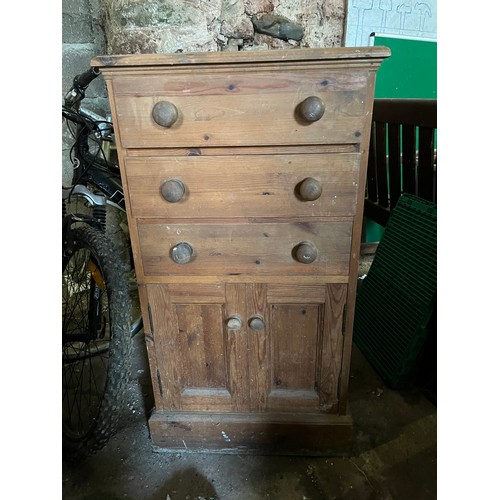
[149, 410, 353, 456]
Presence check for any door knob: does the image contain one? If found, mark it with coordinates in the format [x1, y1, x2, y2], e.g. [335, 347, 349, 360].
[227, 316, 243, 330]
[161, 179, 185, 203]
[170, 242, 193, 264]
[298, 96, 325, 122]
[298, 177, 322, 201]
[248, 316, 265, 331]
[293, 241, 318, 264]
[152, 101, 179, 128]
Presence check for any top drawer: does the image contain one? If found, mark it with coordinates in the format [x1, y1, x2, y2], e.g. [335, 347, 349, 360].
[112, 69, 373, 149]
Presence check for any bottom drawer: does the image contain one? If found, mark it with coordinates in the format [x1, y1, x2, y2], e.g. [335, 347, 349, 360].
[137, 220, 352, 277]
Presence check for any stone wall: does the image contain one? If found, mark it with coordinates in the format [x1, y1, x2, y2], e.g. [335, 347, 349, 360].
[101, 0, 346, 54]
[62, 0, 108, 186]
[63, 0, 346, 184]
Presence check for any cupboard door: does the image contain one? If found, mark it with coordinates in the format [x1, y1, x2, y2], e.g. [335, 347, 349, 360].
[146, 283, 250, 412]
[147, 282, 346, 415]
[248, 283, 347, 413]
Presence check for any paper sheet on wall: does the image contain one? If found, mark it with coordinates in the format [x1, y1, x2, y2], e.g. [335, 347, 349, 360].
[345, 0, 437, 47]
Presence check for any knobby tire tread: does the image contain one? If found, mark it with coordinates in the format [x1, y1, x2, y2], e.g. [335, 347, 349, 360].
[63, 225, 132, 462]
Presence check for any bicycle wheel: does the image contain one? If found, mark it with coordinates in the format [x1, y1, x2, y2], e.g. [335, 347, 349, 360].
[65, 191, 143, 338]
[62, 224, 131, 460]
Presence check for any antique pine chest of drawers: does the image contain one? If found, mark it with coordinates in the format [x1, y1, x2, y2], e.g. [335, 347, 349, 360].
[92, 47, 390, 454]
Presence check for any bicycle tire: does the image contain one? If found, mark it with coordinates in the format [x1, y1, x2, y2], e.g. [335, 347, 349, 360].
[64, 191, 143, 338]
[62, 225, 132, 461]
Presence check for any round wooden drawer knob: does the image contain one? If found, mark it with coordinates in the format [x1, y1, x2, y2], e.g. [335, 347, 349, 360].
[161, 179, 185, 203]
[249, 316, 265, 331]
[299, 177, 322, 201]
[294, 241, 318, 264]
[170, 242, 193, 264]
[227, 316, 243, 330]
[152, 101, 179, 128]
[299, 96, 325, 122]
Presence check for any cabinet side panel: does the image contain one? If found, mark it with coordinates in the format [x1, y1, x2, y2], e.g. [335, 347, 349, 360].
[146, 284, 182, 410]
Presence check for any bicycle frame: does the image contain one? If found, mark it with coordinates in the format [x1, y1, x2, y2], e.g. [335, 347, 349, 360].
[62, 184, 106, 255]
[63, 67, 143, 338]
[63, 71, 126, 213]
[63, 73, 125, 243]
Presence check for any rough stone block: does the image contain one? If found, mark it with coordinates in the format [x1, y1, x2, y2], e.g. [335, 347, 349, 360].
[62, 0, 95, 43]
[108, 27, 162, 54]
[220, 0, 254, 39]
[244, 0, 274, 16]
[158, 25, 218, 53]
[62, 43, 107, 99]
[103, 0, 224, 54]
[251, 14, 304, 41]
[63, 12, 94, 44]
[274, 0, 344, 48]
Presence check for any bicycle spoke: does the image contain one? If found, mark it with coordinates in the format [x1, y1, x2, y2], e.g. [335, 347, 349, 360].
[62, 241, 111, 441]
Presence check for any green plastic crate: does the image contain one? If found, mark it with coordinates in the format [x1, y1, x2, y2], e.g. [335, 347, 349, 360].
[354, 193, 436, 389]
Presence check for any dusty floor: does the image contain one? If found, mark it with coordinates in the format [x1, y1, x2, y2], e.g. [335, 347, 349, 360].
[62, 326, 437, 500]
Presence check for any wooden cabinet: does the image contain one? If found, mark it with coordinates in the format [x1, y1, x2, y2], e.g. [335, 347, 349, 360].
[92, 47, 390, 454]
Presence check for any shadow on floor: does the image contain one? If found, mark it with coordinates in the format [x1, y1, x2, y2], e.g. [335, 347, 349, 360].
[62, 330, 436, 500]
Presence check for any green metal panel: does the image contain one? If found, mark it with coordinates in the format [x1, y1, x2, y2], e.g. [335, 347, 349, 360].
[371, 34, 437, 98]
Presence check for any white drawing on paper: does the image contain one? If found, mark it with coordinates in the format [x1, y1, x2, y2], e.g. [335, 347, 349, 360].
[397, 1, 412, 34]
[415, 3, 432, 34]
[346, 0, 436, 46]
[380, 0, 392, 30]
[353, 0, 375, 46]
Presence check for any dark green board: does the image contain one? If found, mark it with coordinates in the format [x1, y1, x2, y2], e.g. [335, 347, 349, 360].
[371, 33, 437, 98]
[354, 194, 437, 388]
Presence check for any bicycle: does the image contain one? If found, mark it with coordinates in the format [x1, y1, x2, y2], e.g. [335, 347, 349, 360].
[62, 67, 142, 460]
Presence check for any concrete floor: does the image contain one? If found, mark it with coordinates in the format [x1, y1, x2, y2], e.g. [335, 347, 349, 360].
[62, 326, 436, 500]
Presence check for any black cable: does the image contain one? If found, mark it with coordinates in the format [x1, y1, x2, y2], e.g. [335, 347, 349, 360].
[65, 112, 113, 176]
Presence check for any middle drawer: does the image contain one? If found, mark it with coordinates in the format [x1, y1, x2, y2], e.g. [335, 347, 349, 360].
[137, 219, 353, 277]
[125, 153, 360, 219]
